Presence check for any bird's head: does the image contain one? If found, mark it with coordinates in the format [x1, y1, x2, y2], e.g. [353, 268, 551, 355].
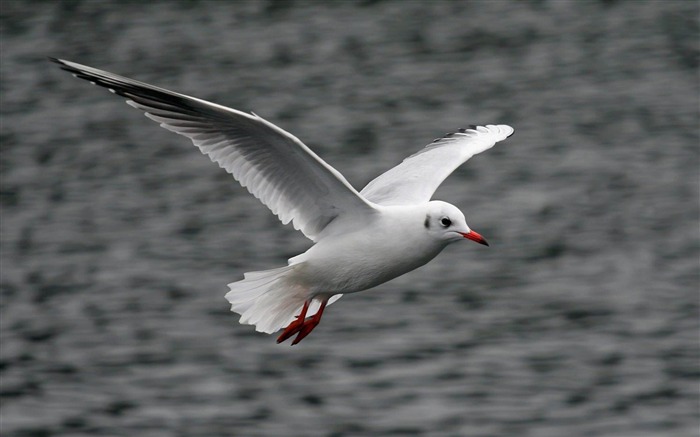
[424, 201, 489, 246]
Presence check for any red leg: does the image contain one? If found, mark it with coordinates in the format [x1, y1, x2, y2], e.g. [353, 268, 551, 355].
[276, 300, 310, 344]
[291, 299, 328, 345]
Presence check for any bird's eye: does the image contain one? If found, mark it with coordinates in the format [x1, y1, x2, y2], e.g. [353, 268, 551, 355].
[439, 217, 451, 227]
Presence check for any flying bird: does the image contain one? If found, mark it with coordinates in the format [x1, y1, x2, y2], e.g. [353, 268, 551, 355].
[50, 58, 514, 345]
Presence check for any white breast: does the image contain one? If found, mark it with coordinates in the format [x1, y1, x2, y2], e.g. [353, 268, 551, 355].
[291, 205, 446, 294]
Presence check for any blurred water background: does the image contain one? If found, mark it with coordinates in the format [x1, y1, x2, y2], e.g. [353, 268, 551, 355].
[1, 1, 698, 436]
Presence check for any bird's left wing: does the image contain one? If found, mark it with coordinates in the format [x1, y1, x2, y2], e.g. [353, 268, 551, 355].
[50, 58, 377, 241]
[360, 124, 514, 205]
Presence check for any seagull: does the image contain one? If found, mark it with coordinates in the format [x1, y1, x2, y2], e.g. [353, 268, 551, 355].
[50, 57, 514, 345]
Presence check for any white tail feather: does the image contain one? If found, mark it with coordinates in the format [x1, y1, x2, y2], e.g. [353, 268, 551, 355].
[225, 264, 342, 334]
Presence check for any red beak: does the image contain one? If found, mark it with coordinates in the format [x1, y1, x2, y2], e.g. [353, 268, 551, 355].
[460, 230, 489, 246]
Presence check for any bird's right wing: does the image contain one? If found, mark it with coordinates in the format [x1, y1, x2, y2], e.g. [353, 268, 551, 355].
[50, 58, 377, 241]
[360, 125, 514, 205]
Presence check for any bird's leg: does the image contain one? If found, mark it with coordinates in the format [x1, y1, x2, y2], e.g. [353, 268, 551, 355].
[276, 300, 310, 344]
[291, 299, 328, 345]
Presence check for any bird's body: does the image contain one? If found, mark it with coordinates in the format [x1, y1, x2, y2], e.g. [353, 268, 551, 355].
[51, 58, 514, 344]
[227, 202, 460, 336]
[292, 203, 448, 294]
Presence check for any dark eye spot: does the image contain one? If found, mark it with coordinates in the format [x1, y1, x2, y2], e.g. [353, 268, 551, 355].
[440, 217, 451, 227]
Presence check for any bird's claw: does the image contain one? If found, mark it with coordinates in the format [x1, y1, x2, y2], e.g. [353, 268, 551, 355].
[276, 316, 306, 344]
[276, 299, 327, 345]
[290, 318, 320, 345]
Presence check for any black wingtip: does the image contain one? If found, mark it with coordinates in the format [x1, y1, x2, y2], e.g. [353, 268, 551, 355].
[48, 57, 80, 76]
[462, 124, 516, 139]
[430, 125, 480, 143]
[456, 125, 480, 134]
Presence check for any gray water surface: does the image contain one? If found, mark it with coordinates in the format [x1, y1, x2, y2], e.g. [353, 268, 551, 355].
[1, 1, 698, 436]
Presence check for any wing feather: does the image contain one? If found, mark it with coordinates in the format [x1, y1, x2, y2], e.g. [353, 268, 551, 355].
[51, 58, 376, 241]
[360, 124, 514, 205]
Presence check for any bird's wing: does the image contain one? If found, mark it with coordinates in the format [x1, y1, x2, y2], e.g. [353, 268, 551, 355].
[360, 124, 514, 205]
[51, 58, 377, 241]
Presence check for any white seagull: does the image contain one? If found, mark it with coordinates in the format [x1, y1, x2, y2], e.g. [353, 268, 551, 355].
[50, 58, 514, 345]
